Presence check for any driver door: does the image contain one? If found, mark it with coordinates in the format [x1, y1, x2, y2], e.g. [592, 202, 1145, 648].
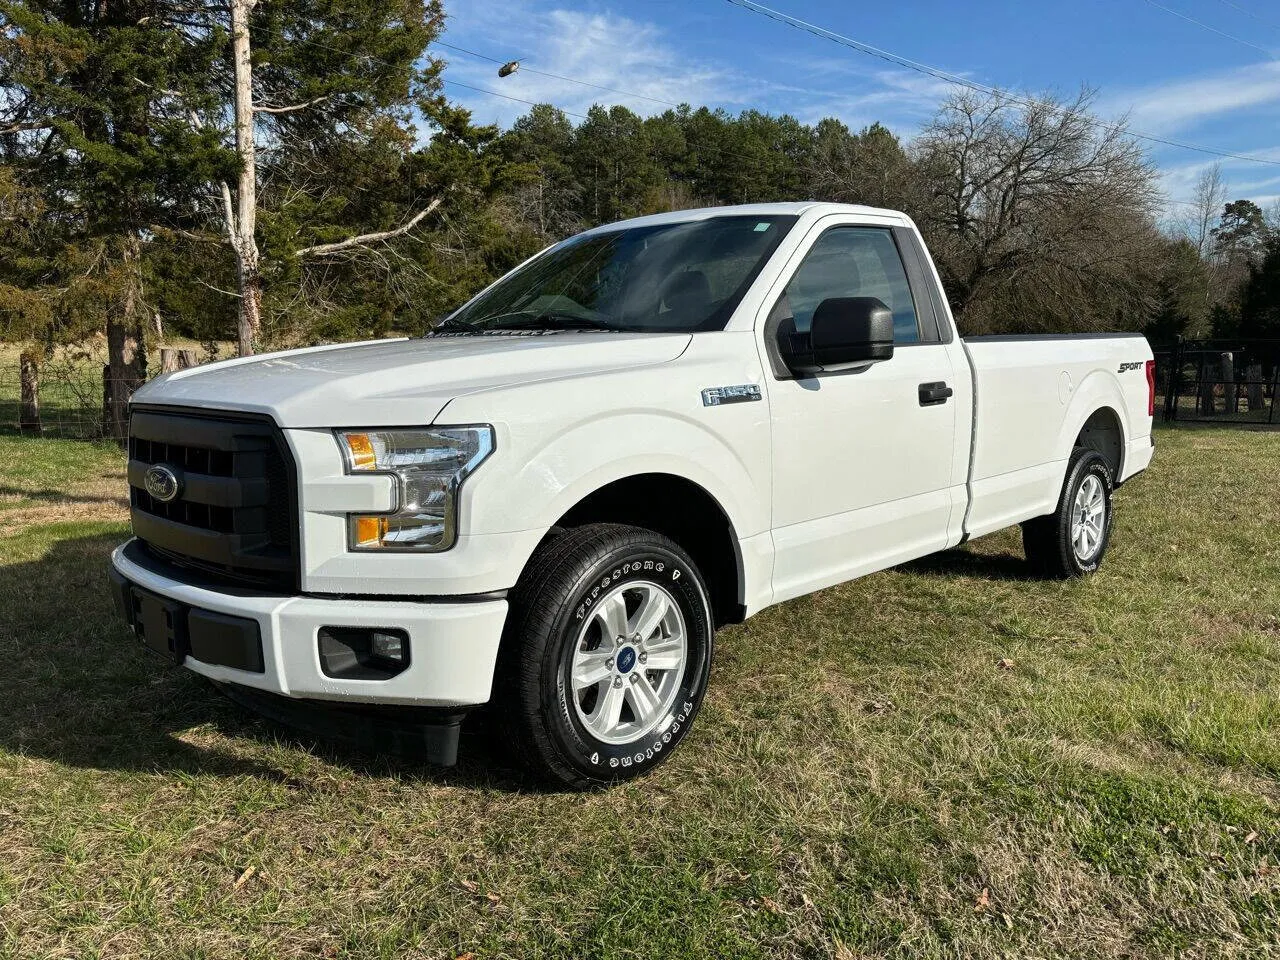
[763, 218, 962, 604]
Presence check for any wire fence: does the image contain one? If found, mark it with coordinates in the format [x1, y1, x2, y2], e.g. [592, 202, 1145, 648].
[1153, 338, 1280, 427]
[1, 345, 207, 440]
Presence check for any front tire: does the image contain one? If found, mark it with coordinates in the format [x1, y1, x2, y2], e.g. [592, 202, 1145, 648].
[1021, 447, 1115, 579]
[496, 523, 714, 789]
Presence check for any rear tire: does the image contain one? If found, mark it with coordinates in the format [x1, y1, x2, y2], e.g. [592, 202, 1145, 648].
[1022, 447, 1114, 579]
[495, 523, 714, 789]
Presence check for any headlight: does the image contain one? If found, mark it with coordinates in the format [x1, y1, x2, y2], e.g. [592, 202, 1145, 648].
[336, 426, 495, 552]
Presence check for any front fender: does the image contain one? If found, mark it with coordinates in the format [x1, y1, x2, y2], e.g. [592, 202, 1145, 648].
[458, 407, 768, 541]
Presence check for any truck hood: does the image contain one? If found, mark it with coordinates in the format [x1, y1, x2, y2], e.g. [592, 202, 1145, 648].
[131, 332, 692, 428]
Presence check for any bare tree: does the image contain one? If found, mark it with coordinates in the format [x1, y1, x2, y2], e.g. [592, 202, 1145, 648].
[1183, 163, 1229, 258]
[226, 0, 262, 357]
[913, 87, 1164, 333]
[1266, 197, 1280, 235]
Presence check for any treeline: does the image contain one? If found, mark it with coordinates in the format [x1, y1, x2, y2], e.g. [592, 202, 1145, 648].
[2, 0, 1279, 395]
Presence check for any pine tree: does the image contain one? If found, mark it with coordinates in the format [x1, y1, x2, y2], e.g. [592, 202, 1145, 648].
[1, 0, 230, 433]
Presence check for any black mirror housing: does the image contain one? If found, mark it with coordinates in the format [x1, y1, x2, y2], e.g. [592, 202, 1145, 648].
[778, 297, 895, 375]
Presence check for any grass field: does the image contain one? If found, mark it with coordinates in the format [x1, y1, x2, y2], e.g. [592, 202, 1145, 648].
[1, 427, 1278, 959]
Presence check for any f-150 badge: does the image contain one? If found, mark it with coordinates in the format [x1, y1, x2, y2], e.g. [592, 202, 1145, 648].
[702, 384, 762, 406]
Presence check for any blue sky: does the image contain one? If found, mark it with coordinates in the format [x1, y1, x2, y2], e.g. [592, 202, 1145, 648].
[438, 0, 1280, 213]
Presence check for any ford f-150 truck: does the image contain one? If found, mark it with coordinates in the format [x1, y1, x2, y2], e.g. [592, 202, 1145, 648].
[109, 202, 1155, 787]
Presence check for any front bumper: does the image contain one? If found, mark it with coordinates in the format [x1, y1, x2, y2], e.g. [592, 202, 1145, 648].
[110, 539, 508, 709]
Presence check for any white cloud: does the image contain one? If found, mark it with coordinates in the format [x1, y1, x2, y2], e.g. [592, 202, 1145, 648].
[437, 1, 741, 127]
[1100, 60, 1280, 135]
[1151, 148, 1280, 209]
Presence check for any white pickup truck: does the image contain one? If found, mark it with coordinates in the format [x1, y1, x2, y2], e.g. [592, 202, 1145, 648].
[109, 202, 1155, 786]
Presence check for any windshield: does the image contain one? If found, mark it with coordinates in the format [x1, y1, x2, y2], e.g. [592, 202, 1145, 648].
[438, 214, 797, 334]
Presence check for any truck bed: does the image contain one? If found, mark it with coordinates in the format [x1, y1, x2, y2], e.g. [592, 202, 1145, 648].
[961, 332, 1154, 540]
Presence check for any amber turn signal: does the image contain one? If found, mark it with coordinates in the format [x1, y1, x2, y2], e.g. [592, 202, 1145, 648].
[343, 433, 377, 471]
[352, 515, 388, 547]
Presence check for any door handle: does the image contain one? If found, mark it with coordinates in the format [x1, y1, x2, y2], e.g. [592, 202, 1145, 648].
[919, 381, 953, 406]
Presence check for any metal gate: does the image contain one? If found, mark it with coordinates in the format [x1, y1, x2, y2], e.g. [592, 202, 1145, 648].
[1154, 338, 1280, 425]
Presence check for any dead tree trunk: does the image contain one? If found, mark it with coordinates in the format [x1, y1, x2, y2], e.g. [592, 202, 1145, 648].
[230, 0, 262, 356]
[19, 350, 40, 435]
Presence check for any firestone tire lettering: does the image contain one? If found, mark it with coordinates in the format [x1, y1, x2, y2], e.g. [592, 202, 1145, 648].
[497, 523, 714, 789]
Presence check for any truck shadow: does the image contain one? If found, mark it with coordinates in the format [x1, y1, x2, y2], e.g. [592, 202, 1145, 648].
[0, 531, 535, 792]
[902, 547, 1037, 582]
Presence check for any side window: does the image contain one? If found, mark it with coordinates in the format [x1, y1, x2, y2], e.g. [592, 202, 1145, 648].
[778, 227, 920, 344]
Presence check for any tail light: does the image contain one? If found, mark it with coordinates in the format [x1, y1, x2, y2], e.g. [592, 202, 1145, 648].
[1145, 359, 1156, 417]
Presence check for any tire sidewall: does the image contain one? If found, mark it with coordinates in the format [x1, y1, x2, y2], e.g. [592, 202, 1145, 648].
[541, 541, 713, 781]
[1062, 452, 1114, 575]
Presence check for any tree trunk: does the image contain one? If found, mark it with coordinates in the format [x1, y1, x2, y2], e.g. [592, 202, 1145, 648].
[19, 350, 40, 435]
[162, 347, 201, 372]
[231, 0, 262, 356]
[104, 238, 147, 440]
[1246, 362, 1264, 411]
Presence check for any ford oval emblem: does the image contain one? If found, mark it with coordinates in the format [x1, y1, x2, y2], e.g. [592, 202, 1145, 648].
[143, 463, 182, 503]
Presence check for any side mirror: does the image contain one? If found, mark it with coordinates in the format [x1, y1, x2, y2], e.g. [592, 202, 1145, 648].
[778, 297, 895, 375]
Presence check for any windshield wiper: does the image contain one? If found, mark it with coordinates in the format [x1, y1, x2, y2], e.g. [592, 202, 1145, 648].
[430, 315, 477, 334]
[480, 310, 618, 332]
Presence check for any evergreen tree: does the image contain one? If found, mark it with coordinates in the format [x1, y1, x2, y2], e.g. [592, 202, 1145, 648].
[1239, 238, 1280, 339]
[1, 0, 230, 432]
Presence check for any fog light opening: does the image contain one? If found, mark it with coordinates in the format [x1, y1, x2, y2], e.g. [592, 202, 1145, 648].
[370, 630, 405, 663]
[318, 626, 411, 680]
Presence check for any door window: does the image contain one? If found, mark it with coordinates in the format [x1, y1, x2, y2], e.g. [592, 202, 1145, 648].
[777, 227, 920, 343]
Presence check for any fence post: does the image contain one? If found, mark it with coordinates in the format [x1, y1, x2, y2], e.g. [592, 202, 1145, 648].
[1198, 354, 1216, 416]
[1165, 338, 1182, 421]
[19, 350, 41, 435]
[101, 364, 113, 438]
[178, 349, 199, 369]
[1272, 366, 1280, 426]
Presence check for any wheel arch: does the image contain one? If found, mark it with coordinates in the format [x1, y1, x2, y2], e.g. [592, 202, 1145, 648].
[1073, 406, 1125, 481]
[1057, 370, 1131, 482]
[538, 472, 746, 628]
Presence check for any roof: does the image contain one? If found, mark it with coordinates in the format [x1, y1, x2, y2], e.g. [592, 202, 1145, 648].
[577, 201, 909, 236]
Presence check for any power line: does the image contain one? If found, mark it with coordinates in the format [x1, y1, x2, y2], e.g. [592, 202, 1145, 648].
[1215, 0, 1280, 33]
[442, 78, 590, 120]
[1140, 0, 1276, 58]
[435, 40, 685, 108]
[722, 0, 1280, 168]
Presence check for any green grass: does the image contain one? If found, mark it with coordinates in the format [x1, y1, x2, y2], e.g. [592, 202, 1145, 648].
[1, 427, 1278, 958]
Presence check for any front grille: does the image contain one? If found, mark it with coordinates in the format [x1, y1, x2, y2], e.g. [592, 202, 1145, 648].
[127, 407, 298, 591]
